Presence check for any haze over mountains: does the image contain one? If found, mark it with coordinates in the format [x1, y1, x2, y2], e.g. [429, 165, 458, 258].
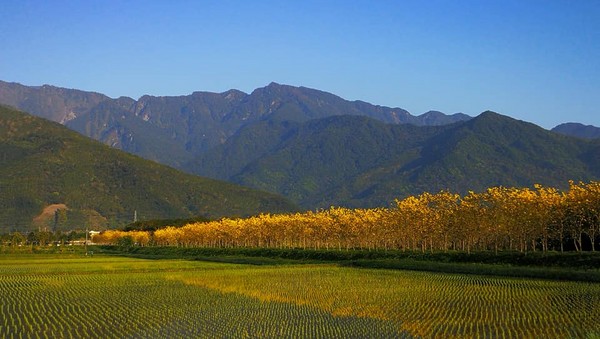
[1, 80, 599, 211]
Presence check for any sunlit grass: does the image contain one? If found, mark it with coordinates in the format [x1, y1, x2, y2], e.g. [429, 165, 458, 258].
[1, 253, 599, 338]
[175, 264, 600, 337]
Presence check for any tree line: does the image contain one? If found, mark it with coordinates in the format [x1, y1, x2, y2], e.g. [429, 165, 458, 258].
[93, 181, 599, 253]
[0, 230, 89, 247]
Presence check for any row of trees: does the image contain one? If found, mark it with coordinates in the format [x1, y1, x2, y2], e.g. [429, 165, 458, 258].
[93, 181, 600, 253]
[0, 230, 89, 247]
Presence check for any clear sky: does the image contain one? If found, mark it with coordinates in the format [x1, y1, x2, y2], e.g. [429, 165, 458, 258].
[1, 0, 599, 129]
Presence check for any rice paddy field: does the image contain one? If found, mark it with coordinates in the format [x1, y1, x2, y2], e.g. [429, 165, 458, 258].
[1, 253, 599, 338]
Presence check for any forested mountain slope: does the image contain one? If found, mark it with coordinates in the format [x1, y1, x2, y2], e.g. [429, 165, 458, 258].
[0, 105, 296, 233]
[188, 112, 600, 208]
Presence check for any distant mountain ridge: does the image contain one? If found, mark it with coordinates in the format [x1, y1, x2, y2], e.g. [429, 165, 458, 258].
[0, 80, 470, 167]
[0, 105, 296, 233]
[552, 122, 600, 140]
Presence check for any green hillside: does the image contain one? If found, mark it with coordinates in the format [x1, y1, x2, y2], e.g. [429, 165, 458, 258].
[228, 116, 445, 205]
[188, 112, 600, 208]
[339, 112, 600, 207]
[0, 105, 297, 233]
[402, 112, 597, 190]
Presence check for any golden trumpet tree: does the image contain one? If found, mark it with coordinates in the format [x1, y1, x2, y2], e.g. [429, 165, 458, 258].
[100, 181, 599, 253]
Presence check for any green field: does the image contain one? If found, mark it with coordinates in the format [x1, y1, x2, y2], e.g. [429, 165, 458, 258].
[1, 253, 599, 338]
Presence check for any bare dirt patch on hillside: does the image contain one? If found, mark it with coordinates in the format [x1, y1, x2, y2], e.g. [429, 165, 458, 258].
[32, 204, 68, 226]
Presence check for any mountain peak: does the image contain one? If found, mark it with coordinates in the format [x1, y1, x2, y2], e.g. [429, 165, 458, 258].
[473, 111, 545, 129]
[552, 122, 600, 139]
[474, 111, 519, 124]
[416, 110, 471, 126]
[479, 110, 501, 117]
[220, 89, 247, 101]
[250, 82, 291, 96]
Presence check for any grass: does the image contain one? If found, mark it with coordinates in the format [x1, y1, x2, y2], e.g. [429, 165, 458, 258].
[97, 246, 600, 282]
[343, 259, 600, 282]
[1, 252, 599, 338]
[0, 254, 404, 338]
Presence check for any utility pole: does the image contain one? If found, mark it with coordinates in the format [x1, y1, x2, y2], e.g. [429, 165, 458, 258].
[85, 227, 88, 255]
[134, 210, 138, 223]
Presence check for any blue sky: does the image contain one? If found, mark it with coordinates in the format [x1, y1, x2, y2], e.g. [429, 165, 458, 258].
[1, 0, 599, 129]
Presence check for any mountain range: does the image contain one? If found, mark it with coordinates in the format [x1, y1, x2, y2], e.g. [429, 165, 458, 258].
[187, 111, 600, 207]
[0, 80, 470, 167]
[552, 123, 600, 140]
[0, 105, 296, 233]
[1, 80, 599, 211]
